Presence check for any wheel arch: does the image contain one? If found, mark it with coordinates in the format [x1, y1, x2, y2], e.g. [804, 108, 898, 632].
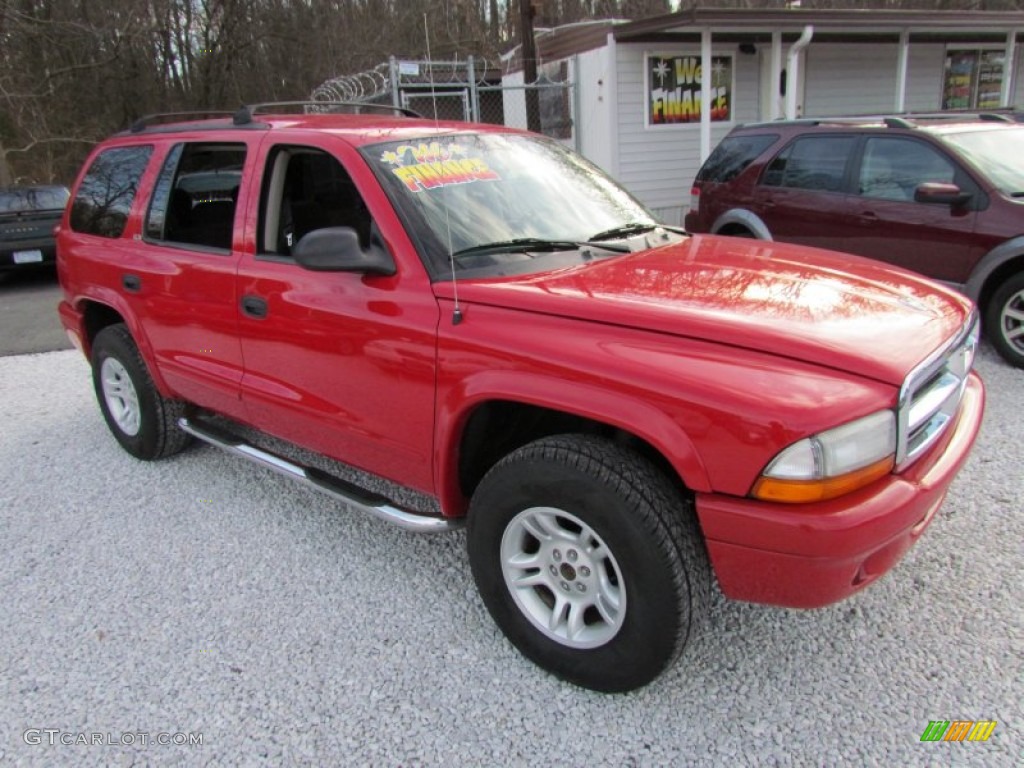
[76, 296, 173, 397]
[710, 208, 773, 240]
[435, 373, 711, 517]
[965, 236, 1024, 313]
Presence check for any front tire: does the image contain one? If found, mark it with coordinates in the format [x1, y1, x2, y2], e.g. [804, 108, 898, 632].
[986, 272, 1024, 368]
[467, 435, 710, 692]
[90, 324, 191, 460]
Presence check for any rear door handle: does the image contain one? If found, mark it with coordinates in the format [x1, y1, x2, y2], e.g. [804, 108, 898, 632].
[240, 295, 268, 319]
[122, 274, 141, 293]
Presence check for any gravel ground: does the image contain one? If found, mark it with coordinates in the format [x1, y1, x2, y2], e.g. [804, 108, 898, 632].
[0, 345, 1020, 767]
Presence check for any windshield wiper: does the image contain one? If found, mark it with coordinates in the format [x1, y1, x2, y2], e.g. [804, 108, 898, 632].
[588, 222, 659, 242]
[452, 237, 628, 260]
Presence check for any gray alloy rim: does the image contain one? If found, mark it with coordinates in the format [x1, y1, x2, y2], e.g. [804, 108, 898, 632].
[500, 506, 627, 649]
[100, 357, 141, 436]
[1000, 288, 1024, 354]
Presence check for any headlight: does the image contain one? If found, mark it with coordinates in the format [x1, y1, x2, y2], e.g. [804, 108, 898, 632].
[751, 409, 896, 503]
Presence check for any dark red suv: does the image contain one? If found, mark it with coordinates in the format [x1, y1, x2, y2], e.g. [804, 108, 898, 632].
[685, 114, 1024, 368]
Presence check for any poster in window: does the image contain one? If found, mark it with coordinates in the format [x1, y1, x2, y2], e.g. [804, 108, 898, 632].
[648, 55, 731, 125]
[942, 51, 975, 110]
[942, 49, 1004, 110]
[977, 51, 1004, 109]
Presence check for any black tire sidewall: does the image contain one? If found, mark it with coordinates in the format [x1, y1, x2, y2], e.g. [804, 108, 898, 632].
[468, 447, 689, 692]
[986, 272, 1024, 368]
[91, 326, 165, 460]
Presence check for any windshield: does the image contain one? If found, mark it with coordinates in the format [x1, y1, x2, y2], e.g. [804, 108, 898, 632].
[363, 133, 658, 276]
[0, 186, 69, 214]
[940, 126, 1024, 196]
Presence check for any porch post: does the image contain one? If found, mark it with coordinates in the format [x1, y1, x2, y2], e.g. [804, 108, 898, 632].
[1002, 29, 1019, 107]
[701, 28, 712, 161]
[895, 29, 909, 112]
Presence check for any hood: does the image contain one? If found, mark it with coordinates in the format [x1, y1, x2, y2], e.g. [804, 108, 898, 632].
[439, 235, 974, 385]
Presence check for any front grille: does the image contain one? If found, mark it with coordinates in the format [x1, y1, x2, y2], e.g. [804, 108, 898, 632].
[896, 311, 979, 470]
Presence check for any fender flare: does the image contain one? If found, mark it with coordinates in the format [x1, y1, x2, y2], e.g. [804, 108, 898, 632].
[710, 208, 773, 240]
[434, 370, 712, 517]
[74, 289, 174, 397]
[964, 235, 1024, 303]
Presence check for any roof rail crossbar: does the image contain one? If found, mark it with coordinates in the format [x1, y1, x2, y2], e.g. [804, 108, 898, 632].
[130, 111, 236, 133]
[233, 101, 421, 124]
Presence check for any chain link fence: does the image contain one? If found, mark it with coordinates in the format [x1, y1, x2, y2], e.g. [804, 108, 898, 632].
[312, 58, 577, 149]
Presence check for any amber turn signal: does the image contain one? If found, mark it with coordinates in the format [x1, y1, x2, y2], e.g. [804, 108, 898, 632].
[751, 455, 895, 504]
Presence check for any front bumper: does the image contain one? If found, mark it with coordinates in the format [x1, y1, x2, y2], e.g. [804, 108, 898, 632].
[695, 372, 985, 608]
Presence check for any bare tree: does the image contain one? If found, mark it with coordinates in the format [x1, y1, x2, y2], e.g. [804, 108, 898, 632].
[0, 0, 1019, 185]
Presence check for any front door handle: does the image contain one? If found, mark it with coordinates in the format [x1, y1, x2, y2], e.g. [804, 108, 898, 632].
[240, 295, 268, 319]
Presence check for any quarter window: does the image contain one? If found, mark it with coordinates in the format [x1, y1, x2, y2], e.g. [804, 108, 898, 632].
[697, 134, 778, 184]
[70, 145, 153, 238]
[761, 136, 856, 192]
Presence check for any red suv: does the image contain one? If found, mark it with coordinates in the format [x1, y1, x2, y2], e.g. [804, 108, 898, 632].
[57, 104, 984, 691]
[685, 114, 1024, 368]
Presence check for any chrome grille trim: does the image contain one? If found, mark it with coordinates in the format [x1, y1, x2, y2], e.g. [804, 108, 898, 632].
[896, 310, 979, 471]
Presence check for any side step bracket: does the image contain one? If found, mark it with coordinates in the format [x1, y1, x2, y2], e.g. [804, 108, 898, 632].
[178, 417, 462, 533]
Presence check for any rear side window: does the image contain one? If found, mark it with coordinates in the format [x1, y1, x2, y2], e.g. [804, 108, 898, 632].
[761, 136, 856, 192]
[70, 145, 153, 238]
[145, 142, 245, 250]
[696, 134, 778, 183]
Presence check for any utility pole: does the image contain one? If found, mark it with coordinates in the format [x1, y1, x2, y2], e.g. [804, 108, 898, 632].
[520, 0, 542, 132]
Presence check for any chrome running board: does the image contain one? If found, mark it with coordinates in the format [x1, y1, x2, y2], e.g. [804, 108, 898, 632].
[178, 417, 462, 533]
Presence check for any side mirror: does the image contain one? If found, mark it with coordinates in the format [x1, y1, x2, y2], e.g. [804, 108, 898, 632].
[292, 227, 395, 275]
[914, 182, 971, 207]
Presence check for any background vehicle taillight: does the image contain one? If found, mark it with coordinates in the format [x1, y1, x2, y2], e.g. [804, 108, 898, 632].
[689, 185, 700, 214]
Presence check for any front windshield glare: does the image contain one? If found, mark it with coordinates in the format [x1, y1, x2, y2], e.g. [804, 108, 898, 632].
[366, 133, 656, 270]
[941, 127, 1024, 196]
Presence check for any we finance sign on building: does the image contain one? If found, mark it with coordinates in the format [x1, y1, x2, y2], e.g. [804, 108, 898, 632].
[647, 54, 732, 125]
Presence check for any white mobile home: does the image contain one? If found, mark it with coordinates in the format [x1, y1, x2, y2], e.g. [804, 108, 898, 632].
[502, 7, 1024, 224]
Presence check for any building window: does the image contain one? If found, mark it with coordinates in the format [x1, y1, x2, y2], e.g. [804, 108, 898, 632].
[942, 49, 1004, 110]
[647, 54, 732, 125]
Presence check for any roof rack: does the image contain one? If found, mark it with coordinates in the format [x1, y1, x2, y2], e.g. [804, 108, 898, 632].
[129, 111, 236, 133]
[739, 116, 893, 129]
[741, 108, 1021, 131]
[232, 100, 421, 124]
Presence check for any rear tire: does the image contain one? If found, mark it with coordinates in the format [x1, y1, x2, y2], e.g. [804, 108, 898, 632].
[985, 272, 1024, 369]
[467, 434, 710, 692]
[91, 324, 191, 460]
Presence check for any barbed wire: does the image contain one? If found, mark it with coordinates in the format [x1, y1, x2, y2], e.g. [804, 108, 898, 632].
[310, 57, 499, 105]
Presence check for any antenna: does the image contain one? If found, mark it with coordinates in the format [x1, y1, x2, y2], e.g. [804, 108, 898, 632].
[424, 13, 463, 326]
